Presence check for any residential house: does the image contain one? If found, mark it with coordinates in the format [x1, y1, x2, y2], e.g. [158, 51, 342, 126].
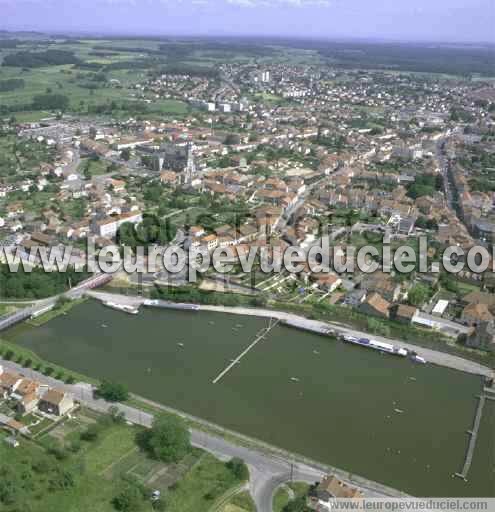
[311, 273, 342, 293]
[0, 371, 22, 398]
[360, 293, 390, 319]
[38, 389, 74, 417]
[466, 321, 495, 352]
[394, 304, 418, 324]
[461, 303, 494, 327]
[309, 475, 363, 511]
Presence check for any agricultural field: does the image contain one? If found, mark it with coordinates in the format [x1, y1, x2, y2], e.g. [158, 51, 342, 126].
[0, 39, 190, 119]
[0, 37, 326, 122]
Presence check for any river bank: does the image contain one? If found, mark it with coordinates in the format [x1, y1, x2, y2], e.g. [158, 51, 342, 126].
[89, 290, 495, 379]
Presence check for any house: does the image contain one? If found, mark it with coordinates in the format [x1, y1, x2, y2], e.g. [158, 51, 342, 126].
[96, 211, 143, 238]
[360, 293, 390, 319]
[394, 304, 418, 324]
[365, 277, 401, 302]
[0, 371, 23, 398]
[10, 378, 40, 414]
[38, 389, 74, 417]
[309, 475, 363, 511]
[190, 226, 206, 238]
[201, 234, 218, 252]
[160, 171, 178, 185]
[461, 303, 494, 327]
[311, 273, 342, 293]
[0, 413, 30, 436]
[462, 291, 495, 311]
[18, 393, 40, 414]
[466, 321, 495, 352]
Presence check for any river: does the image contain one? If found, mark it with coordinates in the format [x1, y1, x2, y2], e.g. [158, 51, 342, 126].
[4, 300, 495, 497]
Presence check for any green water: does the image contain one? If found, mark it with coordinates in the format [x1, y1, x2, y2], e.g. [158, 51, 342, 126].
[5, 301, 495, 497]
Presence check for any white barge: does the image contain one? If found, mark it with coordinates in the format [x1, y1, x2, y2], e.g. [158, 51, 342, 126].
[103, 301, 139, 315]
[342, 335, 426, 363]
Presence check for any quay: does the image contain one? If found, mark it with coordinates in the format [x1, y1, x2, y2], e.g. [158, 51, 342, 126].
[454, 395, 486, 481]
[85, 290, 495, 379]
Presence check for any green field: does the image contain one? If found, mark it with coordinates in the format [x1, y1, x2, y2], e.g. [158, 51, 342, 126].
[0, 407, 248, 512]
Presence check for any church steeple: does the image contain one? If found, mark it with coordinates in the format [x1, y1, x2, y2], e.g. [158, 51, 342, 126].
[184, 142, 196, 185]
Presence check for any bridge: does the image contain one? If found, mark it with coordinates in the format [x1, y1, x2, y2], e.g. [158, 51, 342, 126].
[0, 273, 112, 333]
[0, 307, 34, 332]
[212, 317, 280, 384]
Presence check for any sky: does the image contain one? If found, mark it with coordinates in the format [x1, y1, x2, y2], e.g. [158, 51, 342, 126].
[0, 0, 494, 44]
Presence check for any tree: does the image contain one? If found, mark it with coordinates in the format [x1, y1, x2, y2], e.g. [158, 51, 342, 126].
[121, 148, 131, 161]
[109, 405, 126, 424]
[143, 414, 191, 463]
[224, 133, 240, 146]
[0, 466, 23, 506]
[113, 483, 145, 512]
[32, 93, 69, 112]
[226, 458, 249, 481]
[408, 284, 431, 307]
[283, 496, 310, 512]
[96, 381, 129, 402]
[80, 423, 101, 442]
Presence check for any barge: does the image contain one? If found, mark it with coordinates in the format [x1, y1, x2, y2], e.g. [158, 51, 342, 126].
[342, 335, 427, 363]
[102, 301, 139, 315]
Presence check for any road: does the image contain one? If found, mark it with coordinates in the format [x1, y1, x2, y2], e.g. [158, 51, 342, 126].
[0, 274, 110, 332]
[0, 356, 404, 511]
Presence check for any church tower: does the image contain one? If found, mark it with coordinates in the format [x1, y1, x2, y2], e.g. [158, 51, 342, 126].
[183, 142, 196, 185]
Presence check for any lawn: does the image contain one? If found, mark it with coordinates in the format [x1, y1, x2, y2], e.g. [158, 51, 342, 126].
[166, 453, 241, 512]
[223, 491, 257, 512]
[273, 482, 310, 512]
[273, 486, 290, 512]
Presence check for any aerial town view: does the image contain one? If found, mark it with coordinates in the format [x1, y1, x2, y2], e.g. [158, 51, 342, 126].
[0, 1, 494, 511]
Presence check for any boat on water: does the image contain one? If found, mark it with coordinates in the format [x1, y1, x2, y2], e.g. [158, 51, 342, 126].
[342, 335, 409, 358]
[102, 301, 139, 315]
[394, 408, 404, 414]
[411, 355, 427, 364]
[290, 377, 300, 382]
[177, 342, 184, 348]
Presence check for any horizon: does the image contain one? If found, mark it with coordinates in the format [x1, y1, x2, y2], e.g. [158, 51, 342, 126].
[1, 0, 494, 45]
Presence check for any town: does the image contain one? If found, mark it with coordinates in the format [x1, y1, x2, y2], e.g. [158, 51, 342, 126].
[0, 28, 495, 512]
[2, 51, 495, 355]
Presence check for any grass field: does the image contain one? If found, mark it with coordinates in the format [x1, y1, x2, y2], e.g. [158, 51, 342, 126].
[273, 482, 310, 512]
[222, 491, 257, 512]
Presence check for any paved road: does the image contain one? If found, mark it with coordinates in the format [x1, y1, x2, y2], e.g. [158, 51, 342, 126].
[0, 357, 403, 511]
